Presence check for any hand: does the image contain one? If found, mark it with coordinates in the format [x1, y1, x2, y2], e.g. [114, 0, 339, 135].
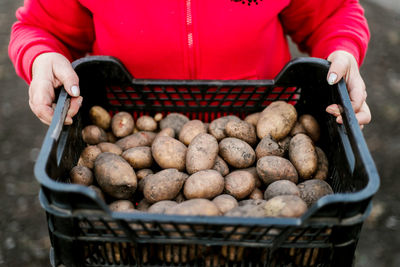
[30, 52, 83, 125]
[326, 50, 371, 129]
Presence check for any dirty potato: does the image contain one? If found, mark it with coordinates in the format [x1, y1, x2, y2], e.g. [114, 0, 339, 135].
[289, 133, 318, 179]
[186, 133, 218, 174]
[111, 111, 135, 138]
[256, 101, 297, 140]
[212, 194, 238, 214]
[219, 137, 256, 168]
[264, 180, 300, 200]
[179, 120, 207, 145]
[94, 152, 137, 199]
[299, 114, 320, 142]
[89, 105, 111, 130]
[183, 170, 224, 199]
[97, 142, 123, 155]
[82, 125, 108, 145]
[224, 170, 256, 200]
[143, 169, 186, 203]
[212, 155, 230, 176]
[122, 146, 153, 169]
[136, 115, 158, 132]
[116, 131, 156, 151]
[78, 145, 102, 169]
[225, 120, 257, 146]
[70, 165, 93, 186]
[109, 200, 135, 212]
[313, 147, 329, 180]
[263, 195, 308, 218]
[165, 199, 221, 216]
[255, 135, 285, 159]
[244, 112, 260, 126]
[148, 200, 178, 214]
[256, 156, 298, 185]
[297, 179, 333, 207]
[151, 136, 187, 171]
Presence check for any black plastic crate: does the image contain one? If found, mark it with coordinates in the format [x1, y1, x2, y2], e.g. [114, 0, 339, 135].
[34, 56, 380, 267]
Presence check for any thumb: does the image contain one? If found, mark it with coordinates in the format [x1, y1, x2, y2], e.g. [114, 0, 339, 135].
[52, 57, 80, 97]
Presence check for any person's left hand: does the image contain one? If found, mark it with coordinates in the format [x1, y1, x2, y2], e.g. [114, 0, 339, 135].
[325, 50, 371, 129]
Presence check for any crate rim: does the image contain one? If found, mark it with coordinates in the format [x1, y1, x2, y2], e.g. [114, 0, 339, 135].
[33, 56, 380, 225]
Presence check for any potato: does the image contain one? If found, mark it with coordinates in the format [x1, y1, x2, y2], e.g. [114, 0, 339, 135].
[178, 120, 207, 145]
[297, 179, 333, 207]
[165, 199, 221, 216]
[184, 170, 224, 199]
[208, 115, 241, 141]
[249, 187, 264, 200]
[94, 152, 137, 199]
[156, 127, 175, 138]
[224, 203, 267, 218]
[174, 192, 186, 203]
[89, 105, 111, 130]
[256, 101, 297, 140]
[244, 112, 260, 126]
[212, 155, 229, 176]
[263, 195, 307, 217]
[212, 194, 238, 214]
[313, 147, 329, 180]
[159, 113, 190, 135]
[255, 135, 285, 159]
[122, 146, 153, 169]
[256, 156, 298, 185]
[219, 137, 256, 168]
[264, 180, 300, 200]
[299, 114, 320, 142]
[116, 131, 156, 151]
[224, 170, 256, 200]
[143, 169, 186, 203]
[278, 136, 291, 154]
[186, 133, 218, 174]
[97, 142, 123, 155]
[109, 200, 135, 212]
[70, 165, 93, 186]
[151, 136, 187, 171]
[241, 167, 262, 188]
[148, 200, 178, 214]
[111, 111, 135, 138]
[289, 133, 318, 179]
[225, 120, 257, 146]
[136, 169, 153, 180]
[154, 112, 163, 122]
[82, 125, 108, 145]
[238, 199, 267, 207]
[77, 145, 102, 169]
[136, 115, 158, 132]
[290, 121, 306, 136]
[106, 131, 117, 143]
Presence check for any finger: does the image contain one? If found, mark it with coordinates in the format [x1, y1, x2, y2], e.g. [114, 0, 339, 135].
[326, 104, 341, 117]
[53, 59, 80, 97]
[346, 73, 366, 113]
[327, 53, 349, 85]
[355, 102, 371, 126]
[29, 79, 56, 125]
[65, 96, 83, 125]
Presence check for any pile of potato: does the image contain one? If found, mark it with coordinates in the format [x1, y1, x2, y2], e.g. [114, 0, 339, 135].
[70, 101, 334, 219]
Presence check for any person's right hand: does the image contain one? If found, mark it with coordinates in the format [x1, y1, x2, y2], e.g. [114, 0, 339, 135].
[30, 52, 83, 125]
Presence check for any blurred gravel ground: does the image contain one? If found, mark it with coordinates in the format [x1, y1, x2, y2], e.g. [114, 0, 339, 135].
[0, 0, 399, 266]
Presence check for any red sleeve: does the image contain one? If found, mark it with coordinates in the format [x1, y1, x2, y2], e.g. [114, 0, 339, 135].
[8, 0, 95, 83]
[280, 0, 370, 66]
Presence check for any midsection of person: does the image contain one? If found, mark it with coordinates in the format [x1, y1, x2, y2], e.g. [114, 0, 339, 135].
[82, 0, 291, 79]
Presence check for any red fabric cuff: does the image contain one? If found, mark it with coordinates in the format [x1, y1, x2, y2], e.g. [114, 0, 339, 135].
[311, 37, 363, 66]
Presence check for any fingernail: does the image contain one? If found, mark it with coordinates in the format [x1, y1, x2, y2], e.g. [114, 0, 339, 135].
[328, 73, 338, 85]
[71, 85, 79, 96]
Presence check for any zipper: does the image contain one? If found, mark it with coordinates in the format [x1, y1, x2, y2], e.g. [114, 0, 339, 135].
[185, 0, 195, 78]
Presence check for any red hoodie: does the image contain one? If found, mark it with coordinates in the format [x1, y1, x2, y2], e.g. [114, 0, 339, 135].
[9, 0, 370, 83]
